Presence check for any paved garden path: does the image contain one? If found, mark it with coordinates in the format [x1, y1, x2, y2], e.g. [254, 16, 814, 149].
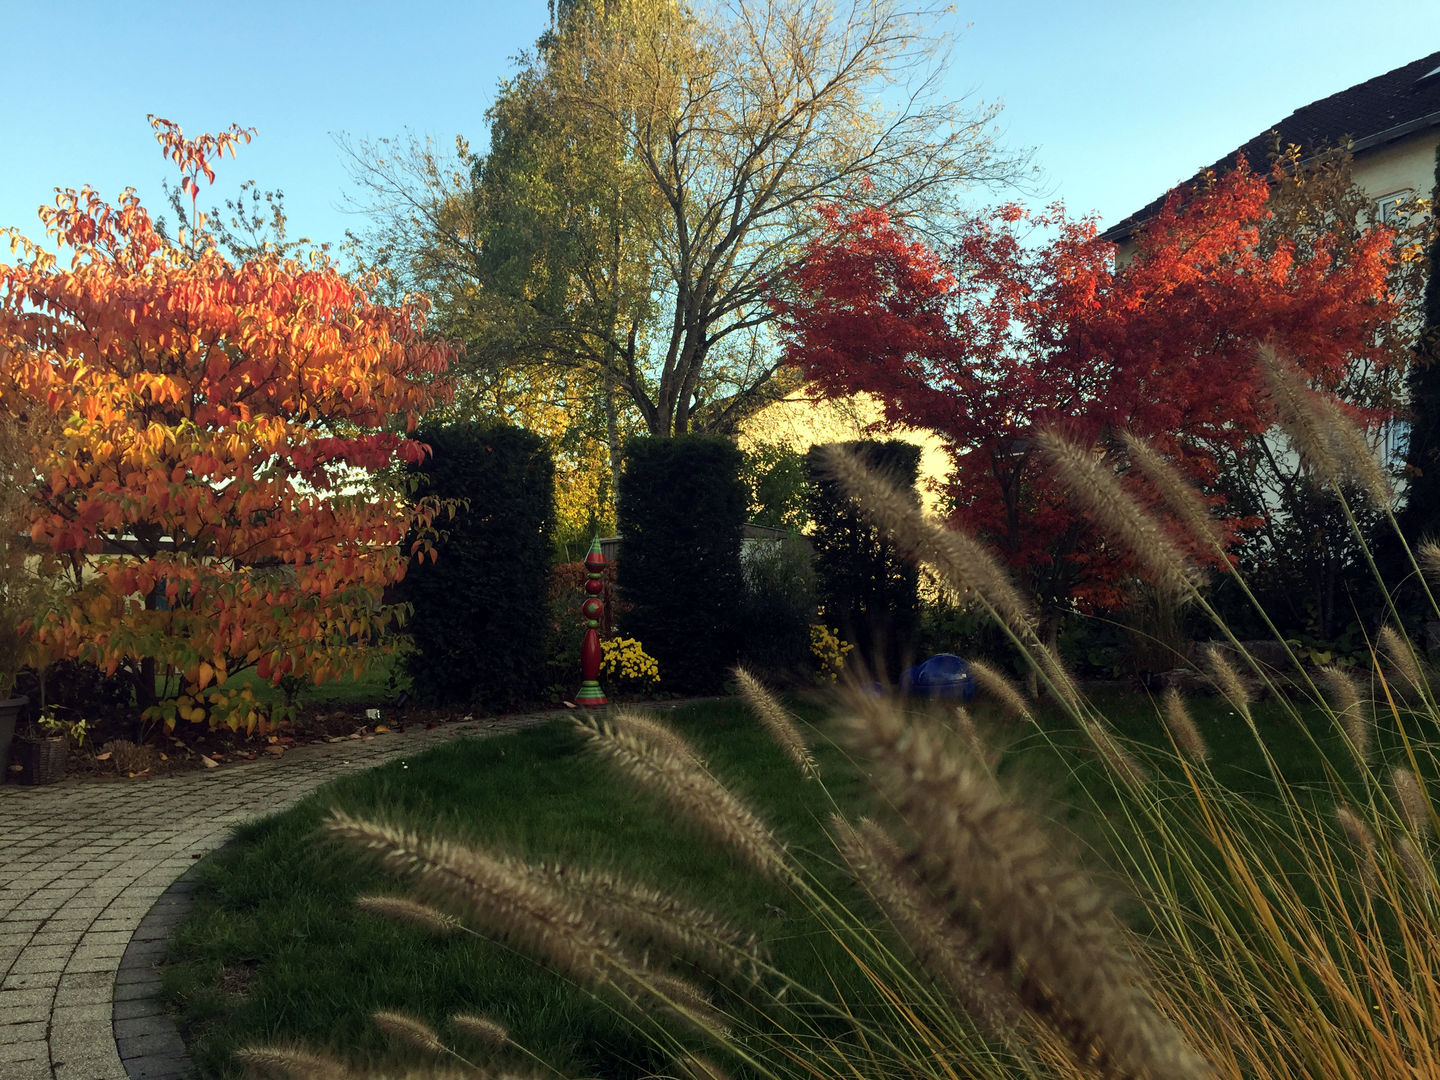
[0, 711, 564, 1080]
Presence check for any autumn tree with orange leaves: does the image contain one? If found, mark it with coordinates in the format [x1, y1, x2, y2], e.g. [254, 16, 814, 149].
[0, 117, 456, 733]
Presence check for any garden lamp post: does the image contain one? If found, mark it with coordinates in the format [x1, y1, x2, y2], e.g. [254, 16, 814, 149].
[575, 535, 608, 706]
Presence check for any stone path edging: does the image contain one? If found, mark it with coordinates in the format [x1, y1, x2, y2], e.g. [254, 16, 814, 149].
[0, 709, 568, 1080]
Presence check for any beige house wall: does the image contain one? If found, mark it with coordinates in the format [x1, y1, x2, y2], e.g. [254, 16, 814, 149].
[738, 391, 953, 515]
[1351, 132, 1440, 205]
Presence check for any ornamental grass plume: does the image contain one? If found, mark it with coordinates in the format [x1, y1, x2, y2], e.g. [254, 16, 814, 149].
[325, 811, 631, 990]
[233, 1046, 353, 1080]
[1421, 540, 1440, 584]
[1120, 431, 1228, 556]
[573, 711, 788, 879]
[1318, 665, 1371, 767]
[327, 810, 731, 1045]
[1377, 624, 1428, 700]
[733, 666, 819, 779]
[1393, 767, 1431, 836]
[354, 895, 462, 936]
[1204, 644, 1253, 725]
[1395, 834, 1432, 895]
[371, 1010, 448, 1055]
[1259, 344, 1394, 510]
[1082, 719, 1151, 788]
[950, 705, 996, 773]
[967, 658, 1034, 726]
[1336, 805, 1380, 891]
[448, 1013, 508, 1049]
[530, 862, 764, 979]
[1037, 428, 1199, 597]
[835, 687, 1208, 1080]
[1161, 688, 1209, 764]
[832, 813, 1026, 1042]
[814, 442, 1035, 640]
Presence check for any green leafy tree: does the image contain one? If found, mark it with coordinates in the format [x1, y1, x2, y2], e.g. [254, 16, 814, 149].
[345, 0, 1031, 442]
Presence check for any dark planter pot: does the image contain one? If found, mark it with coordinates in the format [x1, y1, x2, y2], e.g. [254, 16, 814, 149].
[0, 695, 28, 781]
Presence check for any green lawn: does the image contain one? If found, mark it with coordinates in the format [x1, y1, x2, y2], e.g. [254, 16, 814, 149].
[163, 698, 872, 1078]
[160, 687, 1384, 1079]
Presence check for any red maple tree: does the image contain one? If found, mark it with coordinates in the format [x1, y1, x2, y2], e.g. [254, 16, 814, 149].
[0, 118, 457, 732]
[780, 159, 1399, 615]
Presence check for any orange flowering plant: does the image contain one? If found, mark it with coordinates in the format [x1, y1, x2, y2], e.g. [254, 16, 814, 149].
[0, 117, 457, 733]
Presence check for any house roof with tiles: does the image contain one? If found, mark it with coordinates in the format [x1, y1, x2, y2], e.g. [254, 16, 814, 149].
[1101, 50, 1440, 242]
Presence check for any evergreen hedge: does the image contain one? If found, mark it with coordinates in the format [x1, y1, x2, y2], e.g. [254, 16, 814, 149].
[617, 436, 747, 693]
[805, 440, 921, 679]
[401, 423, 555, 710]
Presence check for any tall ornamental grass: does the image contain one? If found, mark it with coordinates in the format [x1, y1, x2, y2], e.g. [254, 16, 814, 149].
[244, 347, 1440, 1080]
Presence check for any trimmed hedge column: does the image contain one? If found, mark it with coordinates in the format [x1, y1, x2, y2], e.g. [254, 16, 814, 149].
[402, 423, 555, 710]
[805, 440, 921, 680]
[617, 436, 746, 694]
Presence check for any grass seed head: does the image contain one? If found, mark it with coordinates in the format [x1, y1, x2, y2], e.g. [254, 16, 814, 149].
[1204, 644, 1253, 723]
[1259, 344, 1393, 509]
[1377, 625, 1428, 699]
[325, 811, 631, 990]
[354, 895, 461, 936]
[1037, 428, 1198, 597]
[1337, 805, 1380, 893]
[1121, 431, 1228, 555]
[815, 443, 1035, 639]
[1395, 834, 1433, 895]
[372, 1010, 447, 1055]
[531, 862, 764, 979]
[234, 1046, 353, 1080]
[1420, 541, 1440, 585]
[834, 814, 1027, 1040]
[1318, 665, 1371, 767]
[1083, 720, 1150, 787]
[680, 1056, 732, 1080]
[836, 690, 1209, 1080]
[573, 713, 788, 878]
[449, 1013, 509, 1047]
[1161, 689, 1209, 763]
[968, 659, 1034, 725]
[734, 666, 818, 778]
[1392, 767, 1431, 836]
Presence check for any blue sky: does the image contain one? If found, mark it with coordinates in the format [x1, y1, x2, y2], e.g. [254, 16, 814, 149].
[3, 1, 1440, 254]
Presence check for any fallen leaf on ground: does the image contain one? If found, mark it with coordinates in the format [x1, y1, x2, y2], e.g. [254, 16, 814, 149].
[95, 752, 112, 762]
[200, 755, 219, 768]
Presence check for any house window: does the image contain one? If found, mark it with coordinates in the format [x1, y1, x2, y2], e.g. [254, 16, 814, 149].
[1377, 190, 1414, 226]
[1382, 417, 1411, 467]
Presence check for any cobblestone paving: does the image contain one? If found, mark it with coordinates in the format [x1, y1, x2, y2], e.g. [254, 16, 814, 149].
[0, 712, 560, 1080]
